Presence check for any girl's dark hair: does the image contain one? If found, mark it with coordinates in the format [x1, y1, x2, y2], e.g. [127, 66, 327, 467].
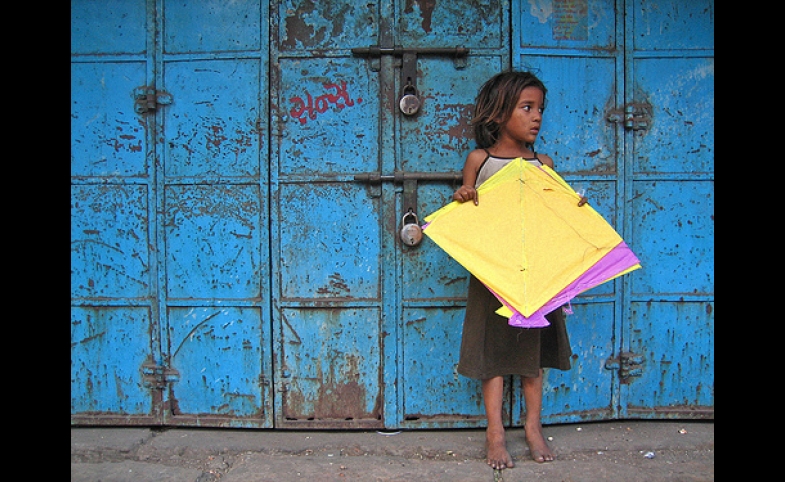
[472, 71, 547, 149]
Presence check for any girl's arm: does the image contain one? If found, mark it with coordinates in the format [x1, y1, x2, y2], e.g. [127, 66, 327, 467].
[452, 149, 486, 205]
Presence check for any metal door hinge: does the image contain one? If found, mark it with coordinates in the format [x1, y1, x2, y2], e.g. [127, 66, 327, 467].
[133, 86, 173, 114]
[607, 102, 651, 131]
[604, 351, 645, 380]
[141, 361, 180, 389]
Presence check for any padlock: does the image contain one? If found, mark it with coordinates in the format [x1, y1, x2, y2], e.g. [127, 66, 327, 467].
[400, 210, 423, 246]
[399, 84, 421, 116]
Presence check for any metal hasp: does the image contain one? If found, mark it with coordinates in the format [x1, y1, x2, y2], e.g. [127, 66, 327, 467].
[605, 352, 645, 382]
[354, 170, 462, 214]
[133, 86, 173, 114]
[607, 102, 651, 131]
[354, 170, 462, 247]
[141, 360, 180, 389]
[352, 46, 469, 116]
[350, 45, 470, 61]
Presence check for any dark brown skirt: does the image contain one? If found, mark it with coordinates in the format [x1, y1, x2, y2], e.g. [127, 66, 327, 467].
[456, 274, 573, 379]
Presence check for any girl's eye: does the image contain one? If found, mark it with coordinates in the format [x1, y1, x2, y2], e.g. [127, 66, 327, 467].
[520, 105, 543, 113]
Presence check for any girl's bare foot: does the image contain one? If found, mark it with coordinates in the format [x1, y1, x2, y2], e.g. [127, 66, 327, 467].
[486, 428, 514, 469]
[524, 424, 555, 463]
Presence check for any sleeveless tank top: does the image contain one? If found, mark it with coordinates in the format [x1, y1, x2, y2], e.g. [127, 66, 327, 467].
[474, 149, 543, 188]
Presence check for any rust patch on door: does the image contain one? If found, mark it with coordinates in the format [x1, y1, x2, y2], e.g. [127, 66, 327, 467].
[316, 273, 351, 296]
[282, 0, 354, 48]
[283, 353, 380, 421]
[404, 0, 437, 33]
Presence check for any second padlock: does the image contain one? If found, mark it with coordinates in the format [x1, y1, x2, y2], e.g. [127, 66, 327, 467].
[399, 84, 421, 116]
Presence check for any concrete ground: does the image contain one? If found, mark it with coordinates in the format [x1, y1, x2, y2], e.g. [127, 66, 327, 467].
[71, 420, 714, 481]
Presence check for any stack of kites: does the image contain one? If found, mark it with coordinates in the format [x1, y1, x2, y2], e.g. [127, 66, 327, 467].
[422, 158, 641, 328]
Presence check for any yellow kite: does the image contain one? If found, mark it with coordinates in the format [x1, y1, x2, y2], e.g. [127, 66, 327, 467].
[422, 158, 641, 328]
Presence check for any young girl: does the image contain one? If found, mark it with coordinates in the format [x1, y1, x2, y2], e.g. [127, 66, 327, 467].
[452, 71, 573, 469]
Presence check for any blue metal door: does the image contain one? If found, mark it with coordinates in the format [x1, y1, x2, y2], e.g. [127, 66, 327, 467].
[71, 0, 161, 424]
[515, 0, 714, 423]
[623, 0, 714, 418]
[270, 0, 511, 429]
[72, 0, 275, 427]
[72, 0, 713, 429]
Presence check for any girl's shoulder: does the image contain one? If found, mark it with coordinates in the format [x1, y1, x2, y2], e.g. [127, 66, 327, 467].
[537, 153, 555, 169]
[463, 148, 489, 172]
[466, 148, 488, 162]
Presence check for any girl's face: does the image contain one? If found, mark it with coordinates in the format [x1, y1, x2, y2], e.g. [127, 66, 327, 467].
[500, 86, 545, 146]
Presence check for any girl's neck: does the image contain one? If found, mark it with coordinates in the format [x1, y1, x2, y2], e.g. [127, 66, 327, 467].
[487, 142, 535, 159]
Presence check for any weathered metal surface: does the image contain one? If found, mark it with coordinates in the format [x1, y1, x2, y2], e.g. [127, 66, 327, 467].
[71, 306, 156, 417]
[166, 307, 267, 421]
[164, 185, 263, 299]
[626, 0, 714, 419]
[71, 185, 150, 298]
[158, 0, 273, 428]
[513, 0, 713, 423]
[71, 0, 147, 55]
[279, 0, 378, 51]
[70, 62, 148, 178]
[71, 0, 157, 425]
[399, 0, 504, 47]
[71, 0, 274, 428]
[278, 308, 382, 426]
[625, 301, 714, 417]
[272, 43, 385, 426]
[71, 0, 713, 429]
[163, 60, 264, 179]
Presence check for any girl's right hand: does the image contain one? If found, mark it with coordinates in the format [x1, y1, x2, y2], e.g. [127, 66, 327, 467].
[452, 185, 479, 205]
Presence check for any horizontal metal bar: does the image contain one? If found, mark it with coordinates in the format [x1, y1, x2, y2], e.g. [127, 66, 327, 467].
[351, 46, 469, 57]
[353, 171, 462, 183]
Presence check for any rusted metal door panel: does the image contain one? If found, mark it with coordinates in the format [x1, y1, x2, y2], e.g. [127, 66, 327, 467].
[70, 63, 148, 178]
[401, 307, 486, 424]
[271, 0, 512, 429]
[513, 0, 713, 422]
[271, 0, 385, 428]
[71, 0, 147, 56]
[71, 0, 274, 428]
[71, 307, 158, 422]
[278, 308, 383, 424]
[513, 0, 624, 423]
[72, 0, 713, 429]
[162, 60, 264, 179]
[625, 302, 714, 417]
[625, 0, 714, 417]
[395, 58, 510, 428]
[165, 307, 268, 424]
[71, 0, 160, 424]
[159, 0, 273, 427]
